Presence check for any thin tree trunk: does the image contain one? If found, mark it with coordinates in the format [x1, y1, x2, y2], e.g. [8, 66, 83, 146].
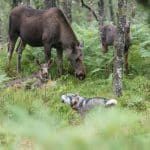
[12, 0, 21, 8]
[98, 0, 105, 53]
[60, 0, 72, 23]
[113, 0, 127, 96]
[44, 0, 56, 9]
[108, 0, 115, 24]
[98, 0, 105, 26]
[12, 0, 18, 8]
[0, 18, 2, 43]
[87, 11, 93, 22]
[26, 0, 30, 6]
[56, 0, 60, 7]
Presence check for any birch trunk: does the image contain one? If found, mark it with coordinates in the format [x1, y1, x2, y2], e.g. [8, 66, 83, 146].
[113, 0, 127, 96]
[0, 18, 2, 43]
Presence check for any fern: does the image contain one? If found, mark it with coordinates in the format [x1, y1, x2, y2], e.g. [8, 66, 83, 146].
[0, 74, 10, 83]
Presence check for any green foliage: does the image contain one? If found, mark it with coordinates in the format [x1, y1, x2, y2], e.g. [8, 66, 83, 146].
[0, 101, 149, 149]
[31, 0, 44, 9]
[73, 22, 114, 78]
[0, 1, 149, 149]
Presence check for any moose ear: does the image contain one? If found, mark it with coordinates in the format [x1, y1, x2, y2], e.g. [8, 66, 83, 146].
[35, 59, 41, 66]
[48, 58, 54, 67]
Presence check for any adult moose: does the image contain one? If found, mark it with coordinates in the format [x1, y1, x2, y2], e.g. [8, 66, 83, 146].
[101, 24, 131, 74]
[8, 6, 86, 80]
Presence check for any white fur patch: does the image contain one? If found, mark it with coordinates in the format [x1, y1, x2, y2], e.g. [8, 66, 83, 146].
[61, 95, 71, 105]
[106, 99, 117, 106]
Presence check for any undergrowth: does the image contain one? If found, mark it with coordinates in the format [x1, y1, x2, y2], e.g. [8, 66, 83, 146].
[0, 6, 150, 149]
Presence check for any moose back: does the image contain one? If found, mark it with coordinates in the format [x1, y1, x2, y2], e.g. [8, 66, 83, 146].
[8, 6, 85, 80]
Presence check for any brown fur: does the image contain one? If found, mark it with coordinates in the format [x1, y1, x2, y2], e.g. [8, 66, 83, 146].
[101, 24, 131, 74]
[8, 6, 85, 80]
[5, 60, 53, 88]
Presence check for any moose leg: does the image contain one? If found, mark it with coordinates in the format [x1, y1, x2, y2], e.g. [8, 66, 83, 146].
[17, 40, 26, 73]
[16, 38, 22, 52]
[56, 48, 63, 76]
[43, 43, 52, 61]
[7, 34, 18, 63]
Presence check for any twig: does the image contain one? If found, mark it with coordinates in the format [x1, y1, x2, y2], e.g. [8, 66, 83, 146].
[81, 0, 98, 21]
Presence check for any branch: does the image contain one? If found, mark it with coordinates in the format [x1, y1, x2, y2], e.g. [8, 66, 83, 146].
[81, 0, 98, 21]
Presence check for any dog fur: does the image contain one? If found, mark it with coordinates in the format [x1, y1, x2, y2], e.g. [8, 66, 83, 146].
[61, 93, 117, 115]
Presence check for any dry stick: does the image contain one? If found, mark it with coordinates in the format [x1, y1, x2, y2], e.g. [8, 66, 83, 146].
[81, 0, 98, 21]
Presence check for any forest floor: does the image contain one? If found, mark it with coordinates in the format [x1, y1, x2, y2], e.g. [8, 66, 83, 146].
[0, 20, 150, 149]
[0, 43, 150, 149]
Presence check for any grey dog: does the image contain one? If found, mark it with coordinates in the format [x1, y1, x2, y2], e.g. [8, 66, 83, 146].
[61, 93, 117, 115]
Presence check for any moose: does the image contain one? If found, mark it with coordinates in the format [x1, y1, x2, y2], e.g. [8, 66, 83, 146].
[5, 59, 53, 88]
[8, 6, 86, 80]
[101, 24, 131, 74]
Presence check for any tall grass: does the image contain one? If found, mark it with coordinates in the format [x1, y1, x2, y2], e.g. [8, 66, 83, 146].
[0, 4, 150, 149]
[0, 105, 149, 149]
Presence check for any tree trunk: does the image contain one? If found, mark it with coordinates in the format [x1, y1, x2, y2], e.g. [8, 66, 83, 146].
[98, 0, 105, 53]
[26, 0, 30, 6]
[0, 18, 2, 43]
[12, 0, 18, 8]
[108, 0, 115, 24]
[60, 0, 72, 23]
[98, 0, 105, 26]
[113, 0, 127, 97]
[44, 0, 56, 9]
[12, 0, 21, 8]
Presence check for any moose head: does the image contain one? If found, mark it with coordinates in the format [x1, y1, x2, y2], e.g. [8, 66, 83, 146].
[67, 42, 86, 80]
[36, 59, 53, 80]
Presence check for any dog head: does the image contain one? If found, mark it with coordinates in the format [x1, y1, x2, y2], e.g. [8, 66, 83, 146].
[61, 93, 83, 110]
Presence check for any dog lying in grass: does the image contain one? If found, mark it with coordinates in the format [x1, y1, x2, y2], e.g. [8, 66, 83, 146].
[61, 93, 117, 115]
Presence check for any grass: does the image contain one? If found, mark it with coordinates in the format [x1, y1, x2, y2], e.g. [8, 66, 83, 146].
[0, 19, 150, 149]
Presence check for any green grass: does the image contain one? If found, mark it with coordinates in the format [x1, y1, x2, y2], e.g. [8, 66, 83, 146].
[0, 68, 149, 149]
[0, 17, 150, 149]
